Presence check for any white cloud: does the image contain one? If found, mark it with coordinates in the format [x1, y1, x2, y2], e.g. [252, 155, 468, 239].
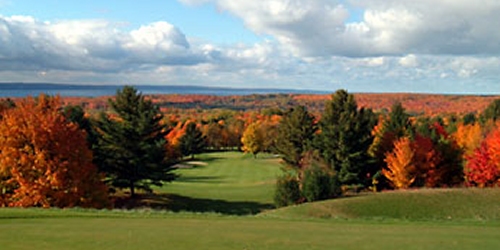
[0, 16, 204, 73]
[190, 0, 500, 58]
[399, 54, 418, 67]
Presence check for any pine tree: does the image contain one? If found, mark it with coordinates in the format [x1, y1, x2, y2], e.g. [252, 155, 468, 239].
[384, 102, 412, 137]
[315, 90, 376, 186]
[94, 86, 176, 197]
[179, 122, 206, 160]
[274, 106, 317, 167]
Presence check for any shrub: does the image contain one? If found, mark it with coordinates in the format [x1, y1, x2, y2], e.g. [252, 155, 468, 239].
[274, 175, 301, 207]
[301, 165, 341, 202]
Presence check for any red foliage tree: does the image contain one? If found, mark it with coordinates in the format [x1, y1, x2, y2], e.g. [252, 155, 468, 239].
[465, 142, 498, 187]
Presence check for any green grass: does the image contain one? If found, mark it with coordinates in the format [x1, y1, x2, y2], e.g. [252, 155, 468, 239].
[160, 152, 282, 203]
[1, 209, 500, 250]
[1, 152, 500, 249]
[122, 151, 283, 215]
[262, 188, 500, 222]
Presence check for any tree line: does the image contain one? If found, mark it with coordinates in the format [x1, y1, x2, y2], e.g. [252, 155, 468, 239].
[272, 91, 500, 206]
[1, 87, 500, 208]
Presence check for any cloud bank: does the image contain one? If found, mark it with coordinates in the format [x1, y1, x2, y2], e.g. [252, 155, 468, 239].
[1, 0, 500, 94]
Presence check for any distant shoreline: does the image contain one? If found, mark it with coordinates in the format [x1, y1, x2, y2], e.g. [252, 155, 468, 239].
[0, 83, 329, 98]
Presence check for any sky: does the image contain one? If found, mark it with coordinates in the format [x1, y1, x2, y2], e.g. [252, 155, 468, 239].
[0, 0, 500, 94]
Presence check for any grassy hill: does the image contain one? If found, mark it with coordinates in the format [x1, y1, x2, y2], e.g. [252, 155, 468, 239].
[262, 188, 500, 222]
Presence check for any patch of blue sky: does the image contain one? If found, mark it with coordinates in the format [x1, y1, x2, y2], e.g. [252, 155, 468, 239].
[0, 0, 263, 45]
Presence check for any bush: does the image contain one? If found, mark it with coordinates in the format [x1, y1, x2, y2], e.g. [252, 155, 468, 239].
[301, 165, 341, 202]
[274, 175, 301, 207]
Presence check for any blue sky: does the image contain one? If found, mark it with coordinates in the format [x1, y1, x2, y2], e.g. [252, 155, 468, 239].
[0, 0, 500, 94]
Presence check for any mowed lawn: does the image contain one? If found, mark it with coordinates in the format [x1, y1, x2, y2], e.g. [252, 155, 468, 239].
[1, 210, 499, 250]
[158, 151, 282, 204]
[1, 152, 500, 250]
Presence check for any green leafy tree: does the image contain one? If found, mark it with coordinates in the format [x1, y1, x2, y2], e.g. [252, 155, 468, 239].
[179, 122, 206, 160]
[274, 174, 301, 207]
[95, 86, 176, 197]
[481, 99, 500, 122]
[300, 152, 341, 202]
[274, 106, 317, 167]
[314, 90, 376, 186]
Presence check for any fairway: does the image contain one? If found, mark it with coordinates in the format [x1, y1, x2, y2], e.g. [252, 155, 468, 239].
[160, 152, 282, 204]
[1, 152, 500, 250]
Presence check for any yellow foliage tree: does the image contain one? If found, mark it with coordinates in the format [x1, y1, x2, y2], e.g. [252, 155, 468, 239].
[453, 123, 483, 157]
[382, 137, 416, 189]
[0, 95, 109, 208]
[241, 121, 264, 158]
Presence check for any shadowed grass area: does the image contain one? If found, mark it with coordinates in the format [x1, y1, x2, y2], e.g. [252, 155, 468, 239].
[113, 193, 273, 215]
[261, 188, 500, 222]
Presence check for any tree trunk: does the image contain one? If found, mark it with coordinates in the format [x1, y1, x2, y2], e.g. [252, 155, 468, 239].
[130, 181, 135, 198]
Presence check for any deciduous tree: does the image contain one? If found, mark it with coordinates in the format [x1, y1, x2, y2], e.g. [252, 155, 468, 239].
[0, 95, 109, 208]
[383, 137, 416, 189]
[241, 121, 264, 158]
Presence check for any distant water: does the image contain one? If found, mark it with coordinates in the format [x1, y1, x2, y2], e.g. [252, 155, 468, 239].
[0, 83, 327, 97]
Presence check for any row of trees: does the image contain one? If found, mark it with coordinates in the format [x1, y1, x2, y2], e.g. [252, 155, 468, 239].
[1, 87, 499, 208]
[272, 90, 500, 206]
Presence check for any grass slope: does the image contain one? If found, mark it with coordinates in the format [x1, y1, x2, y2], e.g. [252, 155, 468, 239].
[263, 188, 500, 222]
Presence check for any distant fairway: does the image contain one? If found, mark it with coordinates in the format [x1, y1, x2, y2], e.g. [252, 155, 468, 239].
[159, 152, 282, 204]
[1, 152, 500, 250]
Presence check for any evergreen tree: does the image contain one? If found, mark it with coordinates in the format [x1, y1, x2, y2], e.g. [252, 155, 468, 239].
[314, 90, 376, 186]
[481, 99, 500, 122]
[179, 122, 206, 160]
[274, 106, 317, 167]
[384, 102, 412, 138]
[95, 86, 176, 197]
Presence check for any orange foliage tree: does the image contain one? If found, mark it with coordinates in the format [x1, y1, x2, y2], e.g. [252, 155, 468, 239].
[0, 95, 109, 208]
[382, 137, 416, 189]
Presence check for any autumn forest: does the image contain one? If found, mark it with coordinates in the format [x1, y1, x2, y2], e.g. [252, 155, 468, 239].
[1, 87, 500, 208]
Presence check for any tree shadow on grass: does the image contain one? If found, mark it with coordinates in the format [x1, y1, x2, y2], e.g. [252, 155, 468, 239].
[114, 193, 274, 216]
[176, 176, 224, 183]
